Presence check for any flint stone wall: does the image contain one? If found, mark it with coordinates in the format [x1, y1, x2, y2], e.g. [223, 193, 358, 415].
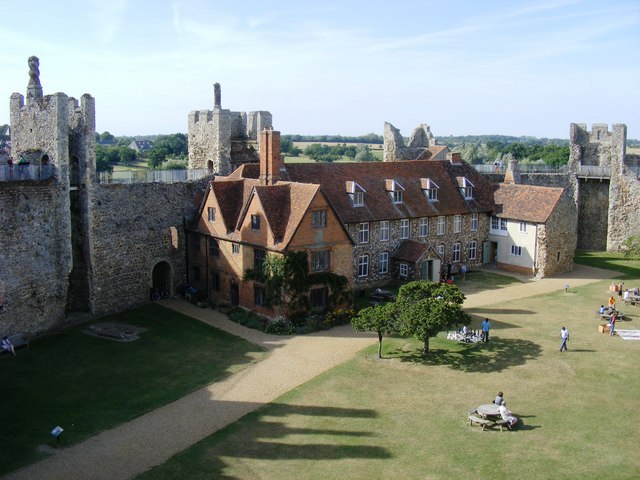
[0, 180, 71, 336]
[89, 180, 208, 316]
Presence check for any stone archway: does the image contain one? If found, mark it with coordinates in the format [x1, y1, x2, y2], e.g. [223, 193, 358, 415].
[151, 261, 172, 298]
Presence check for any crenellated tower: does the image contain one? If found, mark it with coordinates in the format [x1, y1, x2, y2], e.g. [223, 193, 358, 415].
[188, 83, 272, 175]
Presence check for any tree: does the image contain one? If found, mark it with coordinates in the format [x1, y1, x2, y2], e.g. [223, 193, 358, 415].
[355, 145, 376, 162]
[99, 131, 115, 143]
[622, 236, 640, 260]
[394, 281, 469, 354]
[148, 147, 169, 168]
[352, 303, 396, 358]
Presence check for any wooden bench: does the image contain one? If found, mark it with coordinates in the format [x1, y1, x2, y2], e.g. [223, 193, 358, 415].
[495, 419, 511, 431]
[468, 414, 494, 431]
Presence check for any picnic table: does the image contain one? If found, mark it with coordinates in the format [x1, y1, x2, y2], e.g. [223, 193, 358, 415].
[476, 404, 501, 418]
[370, 289, 396, 302]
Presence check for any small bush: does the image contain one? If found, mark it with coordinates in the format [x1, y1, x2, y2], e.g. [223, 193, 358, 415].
[264, 316, 294, 335]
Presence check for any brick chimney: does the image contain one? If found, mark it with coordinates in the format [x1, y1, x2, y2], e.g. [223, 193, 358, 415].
[259, 128, 282, 185]
[504, 159, 521, 184]
[447, 152, 462, 164]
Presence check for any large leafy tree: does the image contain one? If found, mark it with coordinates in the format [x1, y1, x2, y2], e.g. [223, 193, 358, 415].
[352, 303, 396, 358]
[394, 281, 469, 354]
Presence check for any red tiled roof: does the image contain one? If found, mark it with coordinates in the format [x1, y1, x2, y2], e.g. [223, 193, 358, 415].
[493, 183, 564, 223]
[263, 160, 496, 223]
[210, 179, 249, 233]
[392, 240, 439, 263]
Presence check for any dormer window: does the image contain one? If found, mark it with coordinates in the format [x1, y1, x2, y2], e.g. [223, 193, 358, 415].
[457, 177, 474, 200]
[385, 179, 405, 204]
[421, 178, 439, 202]
[346, 181, 366, 207]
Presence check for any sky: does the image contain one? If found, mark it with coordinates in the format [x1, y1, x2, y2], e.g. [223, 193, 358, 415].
[0, 0, 638, 139]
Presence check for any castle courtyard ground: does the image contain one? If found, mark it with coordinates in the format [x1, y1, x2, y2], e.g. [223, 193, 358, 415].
[3, 264, 617, 480]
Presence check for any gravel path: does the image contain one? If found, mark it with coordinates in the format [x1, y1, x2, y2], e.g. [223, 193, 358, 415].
[4, 264, 613, 480]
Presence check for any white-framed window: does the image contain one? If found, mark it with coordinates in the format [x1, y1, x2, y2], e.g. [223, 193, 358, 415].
[207, 207, 216, 222]
[232, 243, 240, 254]
[437, 216, 446, 235]
[358, 254, 369, 277]
[510, 245, 522, 256]
[392, 190, 404, 204]
[422, 178, 439, 202]
[490, 216, 508, 234]
[358, 223, 369, 244]
[353, 190, 364, 207]
[380, 221, 390, 241]
[469, 240, 477, 260]
[386, 179, 405, 204]
[453, 215, 462, 233]
[470, 213, 478, 232]
[453, 242, 461, 262]
[312, 210, 327, 227]
[399, 263, 409, 278]
[311, 250, 330, 272]
[459, 177, 474, 200]
[400, 219, 410, 239]
[437, 244, 445, 258]
[519, 222, 527, 233]
[379, 252, 389, 274]
[419, 217, 429, 237]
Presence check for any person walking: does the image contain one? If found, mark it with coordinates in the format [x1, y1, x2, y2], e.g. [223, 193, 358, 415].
[560, 326, 569, 352]
[609, 313, 616, 336]
[481, 318, 491, 343]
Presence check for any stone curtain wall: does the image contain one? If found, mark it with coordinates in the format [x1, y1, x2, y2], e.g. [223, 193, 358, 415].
[88, 180, 208, 317]
[0, 181, 72, 336]
[576, 180, 609, 250]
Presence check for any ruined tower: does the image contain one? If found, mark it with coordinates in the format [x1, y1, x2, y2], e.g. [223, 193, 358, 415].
[188, 83, 272, 175]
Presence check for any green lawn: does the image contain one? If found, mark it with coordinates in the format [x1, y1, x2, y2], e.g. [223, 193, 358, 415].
[575, 249, 640, 279]
[138, 256, 640, 479]
[0, 304, 267, 476]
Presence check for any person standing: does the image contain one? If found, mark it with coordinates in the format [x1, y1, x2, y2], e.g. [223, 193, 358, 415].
[609, 313, 616, 336]
[481, 318, 491, 343]
[560, 327, 569, 352]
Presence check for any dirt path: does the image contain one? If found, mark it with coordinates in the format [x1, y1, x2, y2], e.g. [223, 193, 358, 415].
[4, 264, 613, 480]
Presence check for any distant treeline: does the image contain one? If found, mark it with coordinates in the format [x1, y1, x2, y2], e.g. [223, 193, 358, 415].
[452, 142, 571, 165]
[284, 133, 383, 144]
[436, 134, 569, 146]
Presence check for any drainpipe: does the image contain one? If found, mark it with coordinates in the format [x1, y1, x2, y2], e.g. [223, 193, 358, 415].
[533, 224, 538, 277]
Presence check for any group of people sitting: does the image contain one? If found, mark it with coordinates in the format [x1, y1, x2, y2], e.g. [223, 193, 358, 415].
[493, 391, 518, 428]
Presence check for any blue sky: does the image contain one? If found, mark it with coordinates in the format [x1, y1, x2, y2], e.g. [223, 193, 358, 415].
[1, 0, 638, 139]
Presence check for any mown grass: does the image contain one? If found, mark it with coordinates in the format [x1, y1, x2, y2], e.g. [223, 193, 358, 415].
[0, 304, 267, 476]
[575, 249, 640, 279]
[138, 256, 640, 480]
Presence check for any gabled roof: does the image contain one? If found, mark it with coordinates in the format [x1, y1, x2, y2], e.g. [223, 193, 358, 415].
[210, 179, 251, 233]
[234, 160, 495, 224]
[493, 183, 564, 224]
[392, 240, 440, 263]
[201, 176, 328, 251]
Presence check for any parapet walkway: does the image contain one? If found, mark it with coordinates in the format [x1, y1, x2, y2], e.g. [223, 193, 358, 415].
[3, 265, 613, 480]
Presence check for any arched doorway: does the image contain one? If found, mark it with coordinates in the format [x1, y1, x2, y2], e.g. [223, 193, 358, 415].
[151, 261, 172, 299]
[207, 160, 214, 171]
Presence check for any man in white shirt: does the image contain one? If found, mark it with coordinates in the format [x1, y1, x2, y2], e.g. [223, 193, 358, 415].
[560, 327, 569, 352]
[498, 401, 518, 428]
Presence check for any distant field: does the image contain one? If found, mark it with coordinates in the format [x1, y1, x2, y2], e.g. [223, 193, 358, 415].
[293, 141, 383, 150]
[628, 147, 640, 155]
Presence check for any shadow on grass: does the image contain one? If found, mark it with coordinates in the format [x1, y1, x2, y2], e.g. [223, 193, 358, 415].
[388, 337, 542, 372]
[468, 308, 536, 318]
[138, 403, 391, 479]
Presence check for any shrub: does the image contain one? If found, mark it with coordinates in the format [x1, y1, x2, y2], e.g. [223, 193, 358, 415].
[264, 316, 294, 335]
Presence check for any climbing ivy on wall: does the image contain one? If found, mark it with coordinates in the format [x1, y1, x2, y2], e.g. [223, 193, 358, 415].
[245, 250, 351, 318]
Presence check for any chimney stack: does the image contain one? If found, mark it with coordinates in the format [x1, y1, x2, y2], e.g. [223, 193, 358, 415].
[447, 152, 462, 164]
[504, 159, 521, 184]
[259, 128, 282, 185]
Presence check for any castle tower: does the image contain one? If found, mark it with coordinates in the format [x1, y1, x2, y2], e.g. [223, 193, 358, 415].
[188, 83, 272, 175]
